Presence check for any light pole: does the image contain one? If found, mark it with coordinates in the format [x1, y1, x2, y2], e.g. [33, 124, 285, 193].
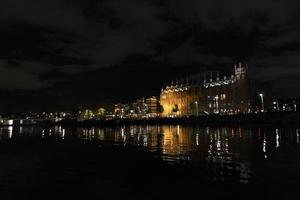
[195, 101, 199, 117]
[259, 93, 265, 112]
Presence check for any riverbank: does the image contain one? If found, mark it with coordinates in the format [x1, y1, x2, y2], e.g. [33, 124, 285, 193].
[57, 111, 300, 127]
[1, 112, 300, 128]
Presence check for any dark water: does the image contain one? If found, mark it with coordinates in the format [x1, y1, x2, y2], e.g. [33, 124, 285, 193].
[1, 125, 300, 199]
[1, 125, 300, 180]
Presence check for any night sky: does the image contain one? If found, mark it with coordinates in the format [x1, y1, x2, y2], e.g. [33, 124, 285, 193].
[1, 0, 300, 112]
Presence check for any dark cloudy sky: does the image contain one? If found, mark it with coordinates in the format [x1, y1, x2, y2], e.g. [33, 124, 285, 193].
[1, 0, 300, 112]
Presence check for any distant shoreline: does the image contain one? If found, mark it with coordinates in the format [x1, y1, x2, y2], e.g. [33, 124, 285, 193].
[2, 112, 300, 127]
[61, 112, 300, 127]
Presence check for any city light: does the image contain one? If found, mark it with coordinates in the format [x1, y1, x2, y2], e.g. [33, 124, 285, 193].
[259, 93, 265, 112]
[0, 63, 298, 124]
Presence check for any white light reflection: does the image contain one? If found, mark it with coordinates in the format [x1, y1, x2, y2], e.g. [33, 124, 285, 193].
[98, 129, 105, 141]
[223, 128, 229, 153]
[208, 133, 213, 155]
[130, 126, 134, 136]
[216, 129, 221, 151]
[143, 136, 148, 146]
[8, 126, 13, 138]
[275, 129, 280, 148]
[91, 128, 95, 140]
[121, 127, 125, 139]
[217, 139, 221, 151]
[296, 129, 299, 144]
[263, 135, 267, 159]
[231, 128, 235, 138]
[62, 129, 65, 140]
[137, 126, 141, 142]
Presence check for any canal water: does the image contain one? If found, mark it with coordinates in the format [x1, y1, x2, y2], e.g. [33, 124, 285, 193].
[0, 125, 300, 198]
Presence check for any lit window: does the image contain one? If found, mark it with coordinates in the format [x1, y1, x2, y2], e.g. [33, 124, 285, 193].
[220, 94, 226, 100]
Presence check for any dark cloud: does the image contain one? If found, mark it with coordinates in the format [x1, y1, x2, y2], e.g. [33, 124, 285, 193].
[0, 0, 300, 112]
[0, 0, 86, 30]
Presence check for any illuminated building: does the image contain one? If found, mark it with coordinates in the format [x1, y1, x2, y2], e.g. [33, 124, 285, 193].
[160, 63, 269, 117]
[160, 81, 202, 117]
[114, 103, 127, 118]
[273, 98, 300, 112]
[145, 96, 158, 115]
[114, 96, 159, 118]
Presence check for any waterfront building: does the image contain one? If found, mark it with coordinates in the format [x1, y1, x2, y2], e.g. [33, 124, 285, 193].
[160, 63, 270, 117]
[145, 96, 158, 116]
[114, 103, 127, 118]
[160, 81, 202, 117]
[273, 98, 300, 112]
[114, 96, 159, 118]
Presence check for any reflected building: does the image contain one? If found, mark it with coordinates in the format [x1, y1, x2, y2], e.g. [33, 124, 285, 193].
[1, 125, 300, 184]
[205, 127, 251, 183]
[160, 125, 192, 157]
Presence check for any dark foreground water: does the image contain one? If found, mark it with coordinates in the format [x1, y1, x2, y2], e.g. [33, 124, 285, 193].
[1, 125, 300, 199]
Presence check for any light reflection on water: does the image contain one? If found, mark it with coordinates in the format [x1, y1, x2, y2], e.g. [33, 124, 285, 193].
[0, 125, 299, 183]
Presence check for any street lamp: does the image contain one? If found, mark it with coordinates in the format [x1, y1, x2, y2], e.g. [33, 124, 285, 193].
[259, 93, 264, 112]
[195, 101, 199, 117]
